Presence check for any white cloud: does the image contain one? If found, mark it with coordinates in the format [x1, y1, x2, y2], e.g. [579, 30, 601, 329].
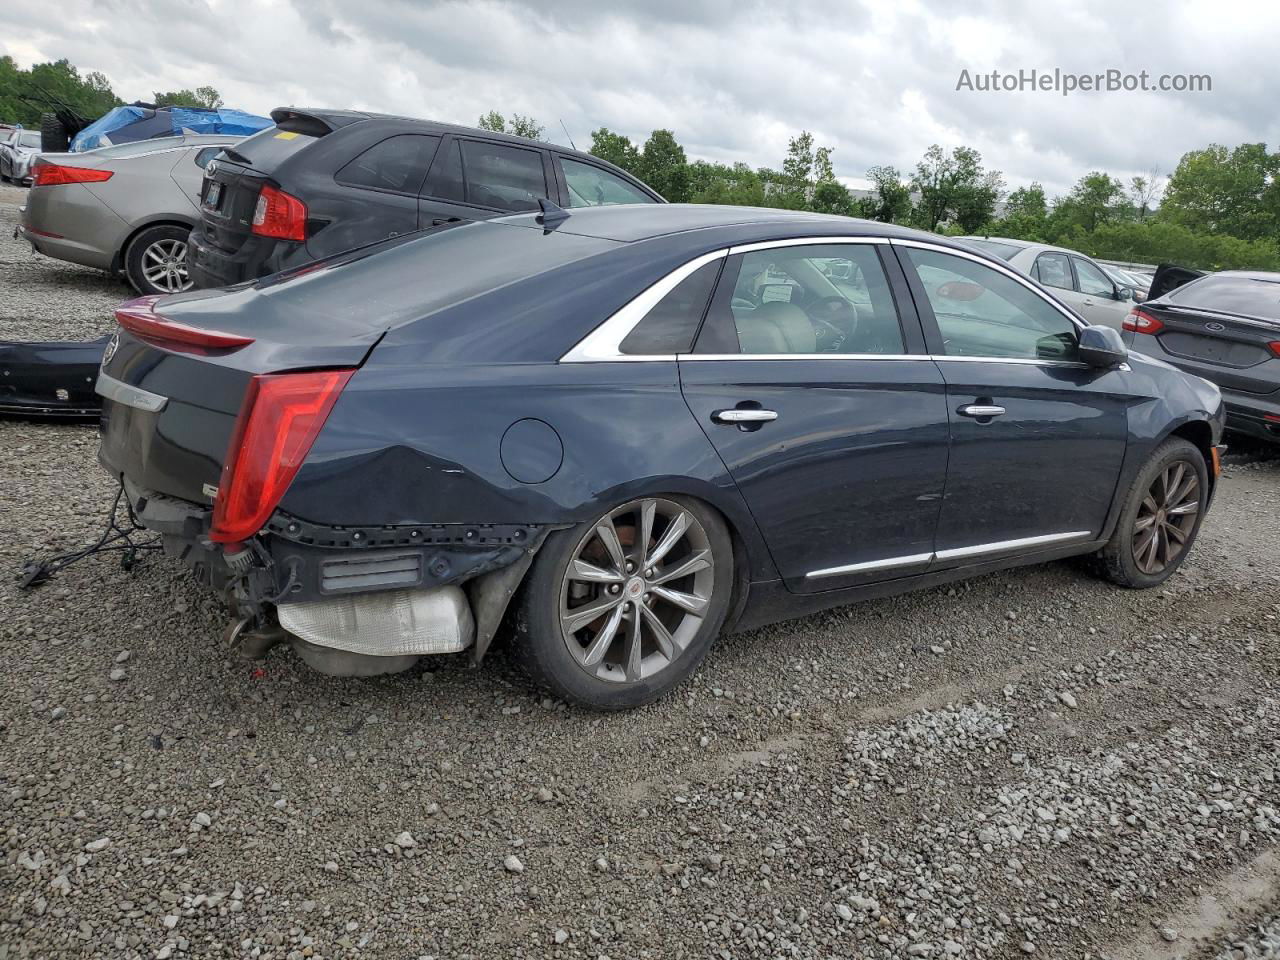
[3, 0, 1278, 198]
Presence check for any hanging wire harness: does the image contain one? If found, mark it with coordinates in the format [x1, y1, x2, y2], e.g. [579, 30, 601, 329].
[18, 481, 162, 589]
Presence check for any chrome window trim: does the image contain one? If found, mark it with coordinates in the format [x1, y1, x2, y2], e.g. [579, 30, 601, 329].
[95, 370, 168, 413]
[804, 530, 1093, 580]
[560, 235, 1093, 364]
[728, 236, 886, 255]
[889, 238, 1088, 332]
[559, 248, 729, 363]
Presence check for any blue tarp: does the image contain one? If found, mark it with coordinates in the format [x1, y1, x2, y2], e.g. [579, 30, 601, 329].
[70, 105, 271, 152]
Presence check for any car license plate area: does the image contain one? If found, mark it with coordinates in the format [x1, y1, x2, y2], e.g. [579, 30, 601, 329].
[1158, 332, 1269, 368]
[203, 182, 222, 209]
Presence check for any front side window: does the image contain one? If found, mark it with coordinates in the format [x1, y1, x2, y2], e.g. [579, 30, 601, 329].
[703, 243, 905, 355]
[905, 248, 1079, 361]
[1034, 252, 1073, 290]
[335, 134, 441, 194]
[620, 260, 721, 354]
[459, 140, 548, 212]
[560, 157, 654, 207]
[1073, 257, 1116, 297]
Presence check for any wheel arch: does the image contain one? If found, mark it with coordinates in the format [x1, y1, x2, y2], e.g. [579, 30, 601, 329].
[1163, 418, 1217, 493]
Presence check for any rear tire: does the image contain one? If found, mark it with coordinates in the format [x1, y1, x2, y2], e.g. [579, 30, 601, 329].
[124, 224, 194, 295]
[1092, 438, 1208, 588]
[515, 496, 734, 710]
[40, 113, 70, 154]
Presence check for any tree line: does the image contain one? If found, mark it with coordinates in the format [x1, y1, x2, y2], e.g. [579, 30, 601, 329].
[1, 56, 225, 126]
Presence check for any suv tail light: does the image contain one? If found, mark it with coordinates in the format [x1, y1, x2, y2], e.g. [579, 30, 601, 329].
[251, 184, 308, 242]
[32, 163, 114, 187]
[1268, 341, 1280, 357]
[210, 369, 355, 543]
[1122, 308, 1163, 334]
[115, 296, 255, 352]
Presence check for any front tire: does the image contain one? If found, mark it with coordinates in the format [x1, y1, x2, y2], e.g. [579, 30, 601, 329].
[1093, 437, 1208, 588]
[515, 496, 734, 710]
[124, 225, 194, 295]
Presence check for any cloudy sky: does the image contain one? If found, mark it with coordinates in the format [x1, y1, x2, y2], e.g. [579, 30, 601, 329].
[4, 0, 1278, 198]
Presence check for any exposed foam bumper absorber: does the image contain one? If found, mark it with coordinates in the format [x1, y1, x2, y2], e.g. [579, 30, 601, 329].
[277, 586, 475, 676]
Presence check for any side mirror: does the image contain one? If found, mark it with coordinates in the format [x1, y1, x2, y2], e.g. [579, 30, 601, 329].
[1078, 325, 1128, 368]
[1115, 285, 1134, 302]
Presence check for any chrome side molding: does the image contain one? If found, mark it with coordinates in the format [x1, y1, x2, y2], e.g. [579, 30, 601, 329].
[805, 530, 1093, 579]
[95, 370, 168, 413]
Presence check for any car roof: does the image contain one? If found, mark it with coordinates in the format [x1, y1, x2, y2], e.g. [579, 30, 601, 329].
[493, 203, 951, 245]
[274, 106, 625, 169]
[1208, 270, 1280, 282]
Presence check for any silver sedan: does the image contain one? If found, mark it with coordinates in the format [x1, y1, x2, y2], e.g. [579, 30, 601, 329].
[18, 135, 239, 295]
[959, 236, 1139, 331]
[0, 129, 42, 184]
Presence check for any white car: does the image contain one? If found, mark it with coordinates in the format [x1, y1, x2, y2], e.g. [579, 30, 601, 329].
[959, 237, 1138, 331]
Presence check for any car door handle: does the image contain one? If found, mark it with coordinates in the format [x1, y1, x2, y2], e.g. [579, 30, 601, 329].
[957, 404, 1006, 418]
[712, 409, 778, 424]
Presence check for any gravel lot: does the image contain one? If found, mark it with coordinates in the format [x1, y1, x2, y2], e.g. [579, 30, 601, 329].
[2, 179, 1280, 960]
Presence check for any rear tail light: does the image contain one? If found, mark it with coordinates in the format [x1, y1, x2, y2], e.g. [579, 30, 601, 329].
[210, 369, 355, 543]
[251, 184, 308, 242]
[32, 163, 114, 187]
[1122, 308, 1163, 334]
[115, 296, 255, 352]
[1268, 341, 1280, 357]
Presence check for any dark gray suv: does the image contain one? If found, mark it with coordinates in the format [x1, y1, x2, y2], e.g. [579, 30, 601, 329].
[188, 107, 663, 288]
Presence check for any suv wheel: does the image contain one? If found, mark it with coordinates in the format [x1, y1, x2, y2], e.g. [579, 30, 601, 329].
[1093, 437, 1209, 588]
[125, 225, 194, 295]
[515, 496, 734, 710]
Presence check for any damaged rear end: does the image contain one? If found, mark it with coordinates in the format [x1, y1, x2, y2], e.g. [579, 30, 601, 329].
[96, 269, 532, 675]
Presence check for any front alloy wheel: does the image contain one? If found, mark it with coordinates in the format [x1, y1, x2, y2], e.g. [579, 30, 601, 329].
[1131, 460, 1200, 574]
[517, 496, 733, 709]
[140, 237, 192, 293]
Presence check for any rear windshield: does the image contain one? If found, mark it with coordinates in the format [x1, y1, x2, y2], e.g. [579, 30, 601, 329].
[253, 220, 619, 331]
[1167, 275, 1280, 321]
[18, 131, 41, 148]
[961, 238, 1025, 261]
[225, 125, 319, 169]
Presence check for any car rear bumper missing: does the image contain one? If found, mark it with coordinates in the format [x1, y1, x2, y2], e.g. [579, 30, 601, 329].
[0, 338, 108, 420]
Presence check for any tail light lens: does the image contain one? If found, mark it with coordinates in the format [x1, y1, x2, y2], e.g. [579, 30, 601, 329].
[1122, 308, 1163, 334]
[210, 369, 354, 543]
[115, 296, 255, 352]
[1268, 341, 1280, 357]
[251, 184, 308, 242]
[32, 163, 114, 187]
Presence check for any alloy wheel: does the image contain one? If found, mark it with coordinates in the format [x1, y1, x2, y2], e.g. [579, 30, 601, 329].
[559, 498, 715, 684]
[1132, 460, 1200, 575]
[141, 238, 192, 293]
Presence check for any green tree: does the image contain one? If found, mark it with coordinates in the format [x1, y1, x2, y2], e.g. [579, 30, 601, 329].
[589, 128, 641, 175]
[909, 145, 1002, 232]
[811, 179, 856, 216]
[477, 110, 506, 132]
[1052, 171, 1128, 232]
[995, 182, 1050, 240]
[857, 165, 912, 223]
[153, 85, 223, 109]
[508, 114, 544, 140]
[194, 85, 224, 109]
[1159, 143, 1279, 241]
[1, 57, 121, 126]
[638, 129, 689, 202]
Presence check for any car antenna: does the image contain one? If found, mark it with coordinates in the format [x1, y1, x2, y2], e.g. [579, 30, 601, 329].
[536, 197, 570, 230]
[559, 118, 577, 150]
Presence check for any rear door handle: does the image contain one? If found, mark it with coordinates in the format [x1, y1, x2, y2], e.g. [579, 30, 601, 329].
[957, 404, 1006, 419]
[712, 409, 778, 424]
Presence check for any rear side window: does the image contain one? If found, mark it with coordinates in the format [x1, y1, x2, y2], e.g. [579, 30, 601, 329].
[1034, 252, 1072, 290]
[460, 140, 548, 212]
[1167, 275, 1280, 320]
[620, 260, 722, 355]
[560, 157, 654, 207]
[336, 134, 441, 194]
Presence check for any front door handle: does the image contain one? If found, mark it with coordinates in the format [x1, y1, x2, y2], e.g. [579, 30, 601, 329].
[957, 404, 1006, 419]
[712, 408, 778, 424]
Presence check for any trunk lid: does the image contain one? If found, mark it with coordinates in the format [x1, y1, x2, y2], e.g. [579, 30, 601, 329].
[97, 281, 381, 506]
[1140, 301, 1279, 396]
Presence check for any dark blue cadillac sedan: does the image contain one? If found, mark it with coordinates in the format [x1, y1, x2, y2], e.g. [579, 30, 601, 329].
[96, 204, 1225, 709]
